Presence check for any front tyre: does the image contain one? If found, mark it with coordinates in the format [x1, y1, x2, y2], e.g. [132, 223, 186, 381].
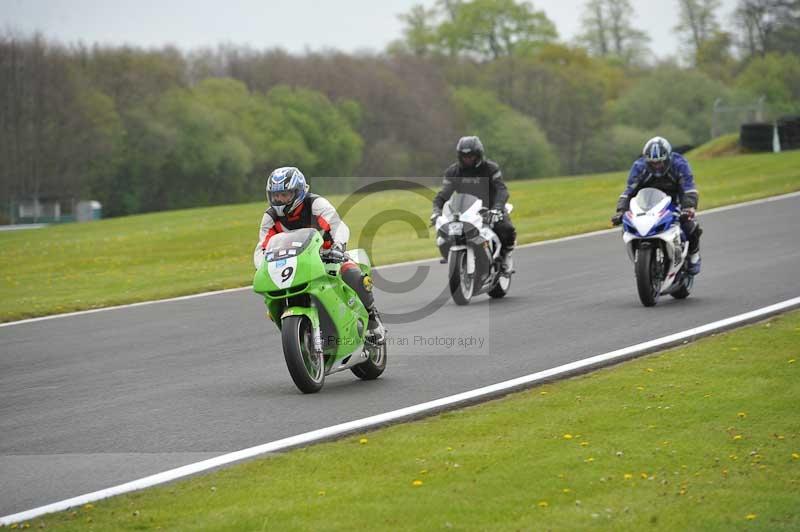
[351, 342, 387, 380]
[282, 316, 324, 393]
[634, 245, 661, 307]
[448, 249, 473, 306]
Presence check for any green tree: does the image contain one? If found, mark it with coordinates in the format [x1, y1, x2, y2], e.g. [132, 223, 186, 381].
[451, 86, 559, 178]
[612, 66, 734, 145]
[735, 53, 800, 115]
[437, 0, 558, 59]
[734, 0, 800, 57]
[674, 0, 722, 65]
[577, 0, 650, 65]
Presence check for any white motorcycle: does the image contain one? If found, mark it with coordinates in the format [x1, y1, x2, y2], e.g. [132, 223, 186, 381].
[619, 187, 695, 307]
[435, 192, 513, 305]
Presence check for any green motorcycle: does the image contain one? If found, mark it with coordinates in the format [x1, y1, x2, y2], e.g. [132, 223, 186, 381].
[253, 228, 387, 393]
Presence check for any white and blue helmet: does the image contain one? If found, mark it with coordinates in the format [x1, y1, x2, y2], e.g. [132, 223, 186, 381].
[266, 167, 309, 216]
[642, 136, 672, 177]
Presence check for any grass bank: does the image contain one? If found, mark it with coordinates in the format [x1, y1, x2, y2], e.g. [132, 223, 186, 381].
[20, 310, 800, 530]
[2, 149, 799, 322]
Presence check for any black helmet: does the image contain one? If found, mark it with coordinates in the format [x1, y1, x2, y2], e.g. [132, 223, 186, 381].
[456, 136, 484, 169]
[642, 136, 672, 177]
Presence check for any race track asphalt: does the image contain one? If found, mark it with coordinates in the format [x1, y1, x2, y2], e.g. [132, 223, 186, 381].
[1, 194, 798, 516]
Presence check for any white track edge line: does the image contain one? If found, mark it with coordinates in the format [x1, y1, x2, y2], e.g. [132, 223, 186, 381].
[3, 295, 799, 525]
[3, 190, 799, 329]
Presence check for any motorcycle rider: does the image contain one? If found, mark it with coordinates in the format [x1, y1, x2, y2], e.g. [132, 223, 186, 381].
[253, 167, 386, 344]
[611, 136, 702, 275]
[431, 136, 516, 272]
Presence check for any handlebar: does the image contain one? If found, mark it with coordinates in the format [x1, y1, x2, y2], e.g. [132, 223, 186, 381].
[320, 248, 348, 263]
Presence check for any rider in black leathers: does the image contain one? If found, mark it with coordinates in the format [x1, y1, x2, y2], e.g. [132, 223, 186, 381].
[431, 136, 516, 271]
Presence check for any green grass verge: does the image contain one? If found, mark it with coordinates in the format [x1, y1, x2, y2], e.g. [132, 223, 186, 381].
[685, 133, 742, 160]
[19, 311, 800, 531]
[2, 149, 799, 322]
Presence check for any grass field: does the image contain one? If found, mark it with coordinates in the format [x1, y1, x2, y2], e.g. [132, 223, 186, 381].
[18, 310, 799, 531]
[2, 149, 799, 322]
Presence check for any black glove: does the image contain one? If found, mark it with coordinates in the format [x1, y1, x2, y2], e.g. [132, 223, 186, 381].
[430, 211, 441, 227]
[680, 208, 696, 222]
[611, 212, 624, 226]
[486, 208, 503, 225]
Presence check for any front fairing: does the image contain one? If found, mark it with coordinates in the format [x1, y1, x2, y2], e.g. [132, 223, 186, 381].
[622, 188, 678, 238]
[436, 193, 484, 247]
[253, 228, 326, 295]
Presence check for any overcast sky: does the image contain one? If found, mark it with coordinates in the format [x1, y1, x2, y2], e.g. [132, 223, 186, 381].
[2, 0, 739, 59]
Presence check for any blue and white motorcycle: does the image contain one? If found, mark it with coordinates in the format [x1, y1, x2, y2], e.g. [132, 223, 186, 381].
[620, 188, 694, 307]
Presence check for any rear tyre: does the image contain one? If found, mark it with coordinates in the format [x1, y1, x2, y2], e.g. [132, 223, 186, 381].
[488, 267, 511, 299]
[635, 245, 661, 307]
[282, 316, 324, 393]
[351, 342, 387, 380]
[671, 272, 694, 300]
[448, 249, 473, 305]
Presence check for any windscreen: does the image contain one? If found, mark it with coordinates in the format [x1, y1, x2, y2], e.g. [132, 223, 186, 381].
[447, 192, 480, 215]
[634, 188, 669, 210]
[265, 228, 316, 261]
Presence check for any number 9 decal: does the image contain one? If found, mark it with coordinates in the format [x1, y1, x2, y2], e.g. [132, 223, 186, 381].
[269, 257, 298, 288]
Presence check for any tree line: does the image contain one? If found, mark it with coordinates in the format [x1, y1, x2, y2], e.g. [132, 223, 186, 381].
[1, 0, 798, 220]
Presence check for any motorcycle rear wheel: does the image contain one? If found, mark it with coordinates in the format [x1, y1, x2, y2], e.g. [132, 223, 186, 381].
[282, 316, 325, 393]
[351, 342, 387, 380]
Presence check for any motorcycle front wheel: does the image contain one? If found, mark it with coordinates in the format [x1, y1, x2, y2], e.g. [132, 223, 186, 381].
[282, 316, 325, 393]
[635, 245, 662, 307]
[448, 249, 473, 305]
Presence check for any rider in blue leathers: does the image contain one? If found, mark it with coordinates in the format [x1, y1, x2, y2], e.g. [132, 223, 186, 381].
[611, 136, 702, 275]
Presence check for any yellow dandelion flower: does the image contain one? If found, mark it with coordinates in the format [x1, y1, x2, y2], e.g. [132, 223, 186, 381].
[584, 457, 595, 463]
[733, 435, 743, 440]
[789, 359, 796, 364]
[318, 490, 326, 496]
[538, 501, 549, 508]
[540, 391, 549, 395]
[745, 514, 757, 520]
[359, 438, 368, 444]
[412, 480, 423, 487]
[563, 434, 573, 440]
[580, 441, 590, 447]
[624, 473, 633, 480]
[562, 488, 572, 494]
[737, 412, 747, 418]
[792, 453, 800, 460]
[641, 472, 648, 479]
[446, 446, 453, 451]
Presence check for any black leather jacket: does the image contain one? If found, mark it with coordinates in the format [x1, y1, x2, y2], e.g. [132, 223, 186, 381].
[433, 159, 509, 212]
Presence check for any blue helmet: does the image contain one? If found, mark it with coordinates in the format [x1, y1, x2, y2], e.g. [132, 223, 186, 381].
[266, 167, 308, 216]
[642, 136, 672, 177]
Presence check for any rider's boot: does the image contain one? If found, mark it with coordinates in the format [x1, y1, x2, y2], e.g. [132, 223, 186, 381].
[367, 306, 386, 345]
